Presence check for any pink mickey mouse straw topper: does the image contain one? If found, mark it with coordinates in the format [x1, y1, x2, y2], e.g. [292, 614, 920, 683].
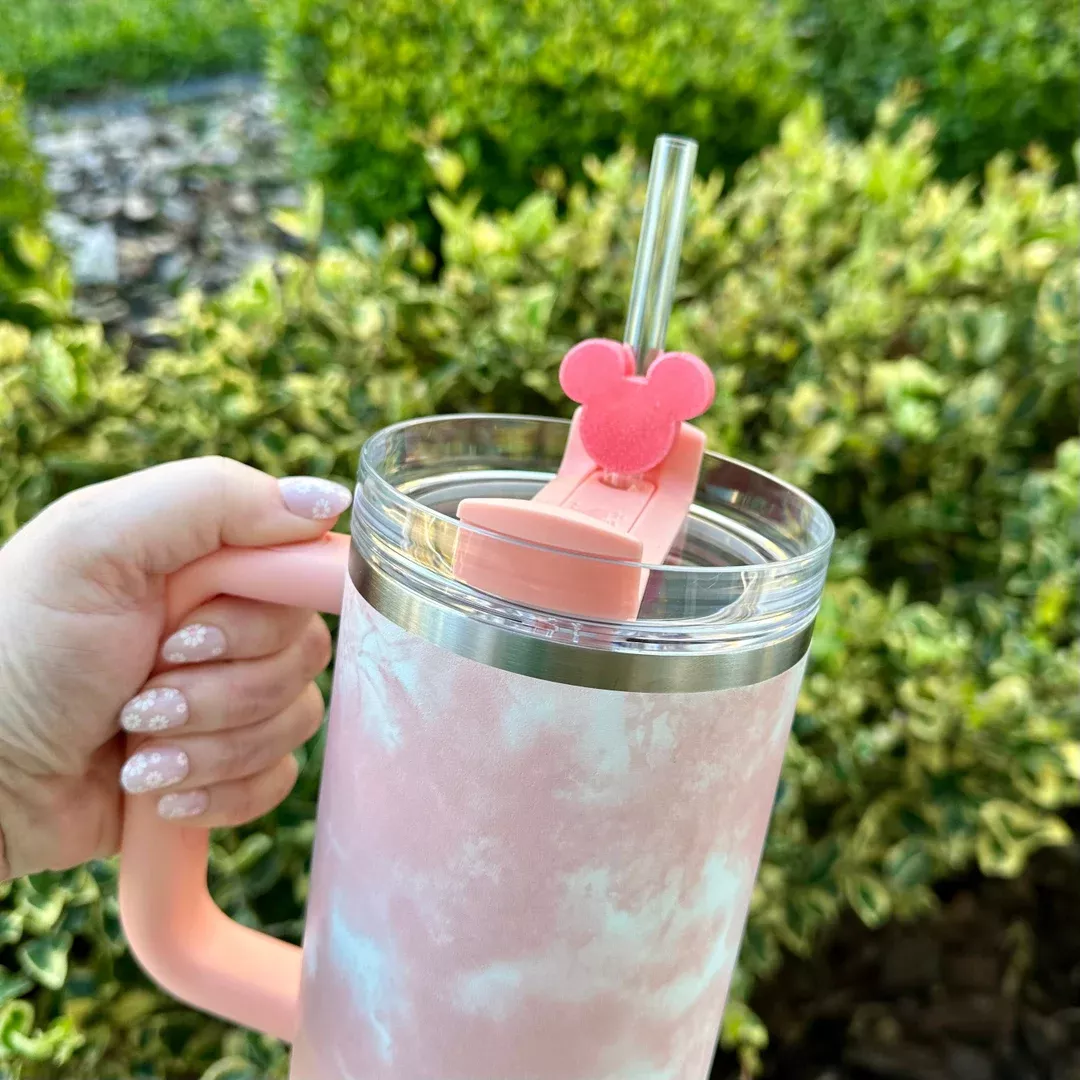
[559, 338, 715, 478]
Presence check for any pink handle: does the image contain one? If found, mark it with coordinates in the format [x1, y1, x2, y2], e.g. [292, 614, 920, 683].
[119, 531, 351, 1041]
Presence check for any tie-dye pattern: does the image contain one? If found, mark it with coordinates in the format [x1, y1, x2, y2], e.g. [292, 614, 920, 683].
[290, 583, 806, 1080]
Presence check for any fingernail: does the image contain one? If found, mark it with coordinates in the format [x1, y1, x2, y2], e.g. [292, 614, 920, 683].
[278, 476, 352, 521]
[120, 688, 189, 733]
[120, 747, 190, 794]
[161, 623, 226, 665]
[158, 790, 209, 820]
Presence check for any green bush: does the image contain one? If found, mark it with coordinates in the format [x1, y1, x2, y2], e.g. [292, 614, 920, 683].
[0, 78, 70, 330]
[264, 0, 1080, 232]
[0, 0, 263, 100]
[1, 102, 1078, 1077]
[262, 0, 806, 231]
[800, 0, 1080, 179]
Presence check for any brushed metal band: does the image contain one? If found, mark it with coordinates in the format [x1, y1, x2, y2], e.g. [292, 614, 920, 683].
[349, 548, 812, 694]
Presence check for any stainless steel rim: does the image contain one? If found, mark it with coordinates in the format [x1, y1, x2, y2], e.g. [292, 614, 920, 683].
[350, 548, 813, 694]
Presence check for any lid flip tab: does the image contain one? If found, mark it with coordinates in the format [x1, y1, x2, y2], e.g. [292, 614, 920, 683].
[453, 134, 710, 622]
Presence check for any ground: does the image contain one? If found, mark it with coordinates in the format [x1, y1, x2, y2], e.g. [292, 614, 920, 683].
[32, 76, 299, 354]
[711, 814, 1080, 1080]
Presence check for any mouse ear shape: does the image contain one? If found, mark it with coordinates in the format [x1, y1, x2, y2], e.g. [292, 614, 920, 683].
[646, 351, 715, 421]
[559, 339, 635, 404]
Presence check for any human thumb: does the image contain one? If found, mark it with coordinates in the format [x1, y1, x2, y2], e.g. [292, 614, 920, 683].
[11, 457, 352, 586]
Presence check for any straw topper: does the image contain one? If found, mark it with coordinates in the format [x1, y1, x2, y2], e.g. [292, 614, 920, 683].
[453, 337, 716, 620]
[559, 339, 715, 476]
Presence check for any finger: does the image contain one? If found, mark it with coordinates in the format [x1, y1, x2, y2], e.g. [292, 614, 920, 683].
[156, 755, 301, 828]
[120, 682, 324, 794]
[30, 457, 352, 579]
[156, 597, 322, 666]
[120, 615, 331, 735]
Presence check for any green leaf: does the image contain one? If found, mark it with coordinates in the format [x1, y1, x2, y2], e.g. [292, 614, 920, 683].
[17, 885, 65, 935]
[976, 829, 1027, 878]
[302, 184, 325, 245]
[977, 801, 1073, 877]
[4, 1015, 83, 1064]
[110, 989, 162, 1026]
[270, 209, 306, 241]
[16, 932, 71, 991]
[0, 913, 22, 947]
[0, 999, 34, 1052]
[844, 873, 893, 929]
[0, 969, 33, 1007]
[975, 308, 1010, 364]
[229, 833, 274, 874]
[720, 999, 769, 1051]
[11, 226, 52, 272]
[883, 838, 934, 889]
[201, 1056, 261, 1080]
[36, 336, 80, 411]
[425, 147, 466, 193]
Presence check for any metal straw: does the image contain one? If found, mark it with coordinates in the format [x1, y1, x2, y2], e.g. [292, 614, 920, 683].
[623, 135, 698, 373]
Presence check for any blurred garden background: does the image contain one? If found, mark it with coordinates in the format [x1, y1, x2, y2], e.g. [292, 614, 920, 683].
[1, 0, 1078, 1077]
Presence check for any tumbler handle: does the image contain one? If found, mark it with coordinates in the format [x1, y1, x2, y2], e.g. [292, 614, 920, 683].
[118, 531, 351, 1042]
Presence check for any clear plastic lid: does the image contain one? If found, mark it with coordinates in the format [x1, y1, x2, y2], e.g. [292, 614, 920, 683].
[352, 415, 833, 661]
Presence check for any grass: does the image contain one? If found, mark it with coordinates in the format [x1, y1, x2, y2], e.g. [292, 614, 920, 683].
[0, 0, 264, 99]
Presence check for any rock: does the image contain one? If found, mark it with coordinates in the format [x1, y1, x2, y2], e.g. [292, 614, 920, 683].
[123, 190, 157, 223]
[150, 172, 182, 198]
[1020, 1009, 1068, 1061]
[883, 934, 942, 993]
[45, 210, 87, 253]
[153, 251, 190, 286]
[119, 237, 168, 280]
[83, 193, 123, 221]
[198, 140, 241, 168]
[67, 192, 99, 218]
[845, 1043, 950, 1080]
[31, 80, 299, 343]
[925, 996, 1007, 1042]
[101, 114, 155, 147]
[68, 187, 122, 219]
[46, 164, 82, 196]
[34, 128, 95, 158]
[73, 148, 106, 174]
[943, 953, 1000, 992]
[274, 185, 304, 208]
[111, 142, 143, 164]
[130, 326, 178, 352]
[944, 1045, 994, 1080]
[229, 187, 258, 215]
[73, 293, 129, 325]
[162, 195, 199, 229]
[71, 222, 119, 285]
[144, 232, 180, 256]
[158, 121, 189, 147]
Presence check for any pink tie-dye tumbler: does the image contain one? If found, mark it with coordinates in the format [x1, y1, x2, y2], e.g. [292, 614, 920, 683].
[119, 137, 834, 1080]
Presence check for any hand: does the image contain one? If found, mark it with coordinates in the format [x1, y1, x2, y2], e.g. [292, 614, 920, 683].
[0, 458, 352, 880]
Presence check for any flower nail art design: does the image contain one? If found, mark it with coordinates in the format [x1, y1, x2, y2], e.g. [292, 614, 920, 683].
[121, 687, 189, 733]
[161, 623, 226, 665]
[158, 791, 209, 820]
[120, 747, 190, 794]
[279, 476, 352, 520]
